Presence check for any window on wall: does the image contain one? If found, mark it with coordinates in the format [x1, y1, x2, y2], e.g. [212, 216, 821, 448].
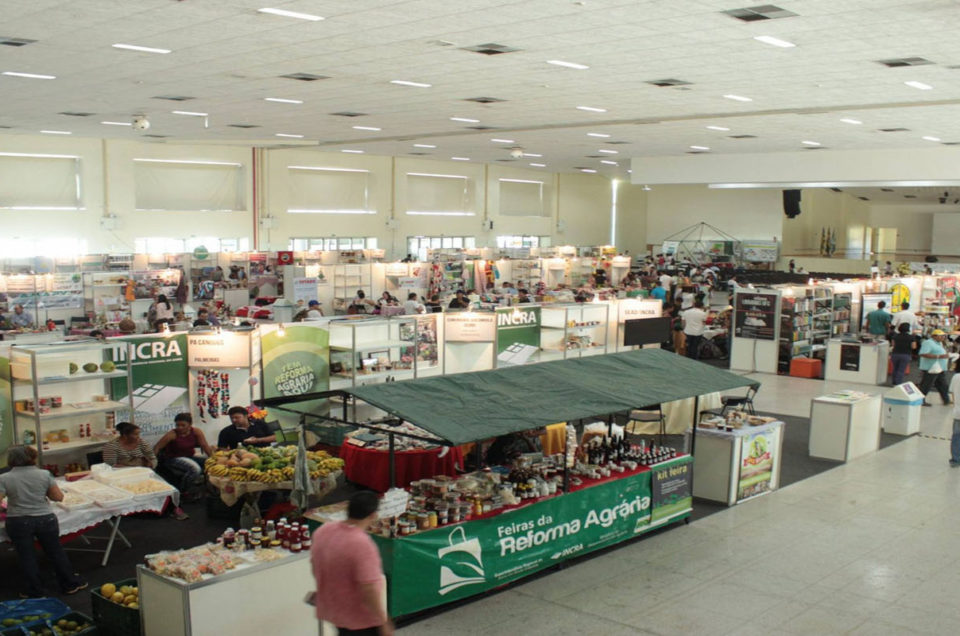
[498, 178, 546, 216]
[405, 172, 475, 216]
[496, 235, 551, 249]
[288, 237, 378, 251]
[134, 237, 249, 254]
[133, 158, 245, 212]
[286, 166, 374, 214]
[407, 236, 476, 260]
[0, 153, 83, 210]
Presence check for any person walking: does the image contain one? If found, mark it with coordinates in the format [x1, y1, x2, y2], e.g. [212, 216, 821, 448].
[310, 491, 392, 635]
[890, 323, 915, 385]
[918, 329, 951, 406]
[863, 300, 892, 337]
[0, 446, 87, 598]
[682, 300, 708, 360]
[950, 360, 960, 466]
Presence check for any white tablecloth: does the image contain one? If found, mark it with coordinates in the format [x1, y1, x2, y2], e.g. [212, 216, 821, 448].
[0, 489, 176, 542]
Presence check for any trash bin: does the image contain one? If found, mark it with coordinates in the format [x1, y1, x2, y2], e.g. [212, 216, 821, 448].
[883, 382, 923, 435]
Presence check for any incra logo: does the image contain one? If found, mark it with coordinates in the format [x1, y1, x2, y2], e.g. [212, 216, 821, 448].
[498, 311, 537, 327]
[550, 544, 584, 560]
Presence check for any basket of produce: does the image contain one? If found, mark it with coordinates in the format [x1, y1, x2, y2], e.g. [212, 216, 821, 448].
[90, 580, 139, 636]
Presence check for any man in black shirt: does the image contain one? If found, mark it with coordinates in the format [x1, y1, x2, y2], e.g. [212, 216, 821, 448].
[217, 406, 276, 449]
[448, 290, 470, 310]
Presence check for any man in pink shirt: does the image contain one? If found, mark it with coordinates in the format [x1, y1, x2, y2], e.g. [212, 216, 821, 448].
[311, 491, 393, 635]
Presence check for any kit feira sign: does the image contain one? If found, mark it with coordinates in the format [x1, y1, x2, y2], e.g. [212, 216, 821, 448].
[111, 334, 190, 443]
[495, 307, 541, 365]
[377, 456, 691, 616]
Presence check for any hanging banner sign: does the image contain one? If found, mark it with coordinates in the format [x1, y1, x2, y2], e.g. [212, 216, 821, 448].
[734, 292, 778, 340]
[618, 299, 662, 323]
[261, 324, 329, 428]
[444, 312, 496, 342]
[187, 331, 257, 368]
[495, 307, 541, 365]
[111, 334, 190, 444]
[292, 277, 319, 305]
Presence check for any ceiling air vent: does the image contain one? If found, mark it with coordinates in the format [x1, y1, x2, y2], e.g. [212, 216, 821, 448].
[0, 36, 37, 47]
[729, 134, 757, 139]
[723, 5, 798, 21]
[228, 124, 260, 128]
[59, 111, 95, 117]
[153, 95, 195, 101]
[876, 57, 933, 68]
[464, 96, 506, 103]
[330, 112, 368, 117]
[878, 127, 910, 132]
[646, 78, 692, 87]
[280, 73, 328, 81]
[461, 43, 520, 55]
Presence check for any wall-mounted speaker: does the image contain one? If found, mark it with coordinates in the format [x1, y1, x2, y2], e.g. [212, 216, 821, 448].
[783, 189, 802, 218]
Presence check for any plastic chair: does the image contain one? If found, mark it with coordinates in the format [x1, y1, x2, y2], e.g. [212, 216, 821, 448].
[720, 385, 758, 416]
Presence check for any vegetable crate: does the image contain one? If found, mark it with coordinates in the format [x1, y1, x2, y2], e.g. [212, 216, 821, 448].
[90, 579, 140, 636]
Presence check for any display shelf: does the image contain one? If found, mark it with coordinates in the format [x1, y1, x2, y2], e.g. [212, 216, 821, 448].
[13, 370, 128, 386]
[19, 400, 128, 420]
[330, 338, 411, 351]
[11, 340, 135, 465]
[39, 438, 113, 454]
[329, 317, 419, 387]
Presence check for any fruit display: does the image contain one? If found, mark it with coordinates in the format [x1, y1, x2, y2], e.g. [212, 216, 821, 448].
[81, 363, 98, 373]
[100, 360, 116, 372]
[99, 582, 140, 609]
[204, 446, 344, 483]
[68, 362, 78, 375]
[1, 614, 92, 636]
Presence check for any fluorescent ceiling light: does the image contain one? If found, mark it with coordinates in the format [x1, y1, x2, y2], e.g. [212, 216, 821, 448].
[524, 153, 543, 158]
[753, 35, 795, 48]
[904, 80, 933, 90]
[408, 173, 467, 179]
[341, 149, 364, 154]
[352, 125, 381, 131]
[706, 125, 730, 131]
[600, 160, 618, 165]
[288, 209, 374, 214]
[172, 110, 208, 117]
[598, 149, 618, 154]
[723, 94, 753, 102]
[101, 121, 132, 126]
[801, 140, 821, 146]
[547, 60, 589, 70]
[577, 106, 607, 113]
[257, 7, 324, 21]
[133, 158, 242, 166]
[112, 43, 171, 54]
[40, 130, 72, 135]
[840, 118, 862, 125]
[690, 145, 710, 151]
[264, 97, 303, 104]
[500, 178, 543, 184]
[2, 71, 55, 79]
[0, 152, 79, 159]
[490, 138, 514, 143]
[587, 132, 610, 138]
[580, 168, 597, 173]
[406, 211, 476, 216]
[529, 163, 546, 167]
[450, 117, 479, 123]
[276, 133, 304, 138]
[451, 157, 470, 161]
[391, 80, 431, 88]
[288, 166, 369, 173]
[922, 136, 941, 142]
[413, 143, 437, 148]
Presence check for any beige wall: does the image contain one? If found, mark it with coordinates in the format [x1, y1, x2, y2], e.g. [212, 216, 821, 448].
[615, 183, 648, 256]
[869, 206, 933, 255]
[782, 189, 871, 258]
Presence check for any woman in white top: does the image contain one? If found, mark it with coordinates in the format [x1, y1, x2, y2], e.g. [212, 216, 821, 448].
[351, 290, 376, 314]
[151, 294, 175, 329]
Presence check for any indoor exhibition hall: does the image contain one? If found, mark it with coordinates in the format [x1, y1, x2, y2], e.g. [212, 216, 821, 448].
[2, 1, 960, 635]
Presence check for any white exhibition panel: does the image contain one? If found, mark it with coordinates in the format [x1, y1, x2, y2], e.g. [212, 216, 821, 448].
[824, 340, 889, 385]
[809, 393, 882, 462]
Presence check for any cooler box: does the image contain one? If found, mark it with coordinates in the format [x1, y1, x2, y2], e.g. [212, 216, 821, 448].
[790, 357, 822, 379]
[883, 382, 923, 436]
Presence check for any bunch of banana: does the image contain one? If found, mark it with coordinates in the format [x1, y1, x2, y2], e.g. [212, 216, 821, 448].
[281, 466, 295, 480]
[228, 467, 249, 481]
[207, 464, 230, 477]
[250, 468, 284, 484]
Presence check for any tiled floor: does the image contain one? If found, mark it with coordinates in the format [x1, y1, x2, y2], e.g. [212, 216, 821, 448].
[399, 373, 959, 635]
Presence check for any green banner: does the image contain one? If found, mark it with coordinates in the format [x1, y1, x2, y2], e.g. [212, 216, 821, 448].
[111, 334, 190, 444]
[738, 426, 780, 502]
[261, 324, 329, 429]
[0, 355, 12, 468]
[495, 306, 541, 365]
[377, 456, 691, 616]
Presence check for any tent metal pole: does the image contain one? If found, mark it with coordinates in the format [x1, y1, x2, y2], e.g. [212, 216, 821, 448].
[389, 433, 396, 489]
[690, 396, 699, 456]
[474, 442, 482, 473]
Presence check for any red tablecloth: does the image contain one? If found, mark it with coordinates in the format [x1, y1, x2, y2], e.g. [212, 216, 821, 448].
[340, 443, 463, 492]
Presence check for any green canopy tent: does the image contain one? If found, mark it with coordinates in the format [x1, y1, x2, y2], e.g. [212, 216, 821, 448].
[257, 348, 758, 487]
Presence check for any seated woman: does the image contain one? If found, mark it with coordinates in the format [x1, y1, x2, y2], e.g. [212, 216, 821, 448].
[153, 413, 213, 502]
[103, 422, 188, 520]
